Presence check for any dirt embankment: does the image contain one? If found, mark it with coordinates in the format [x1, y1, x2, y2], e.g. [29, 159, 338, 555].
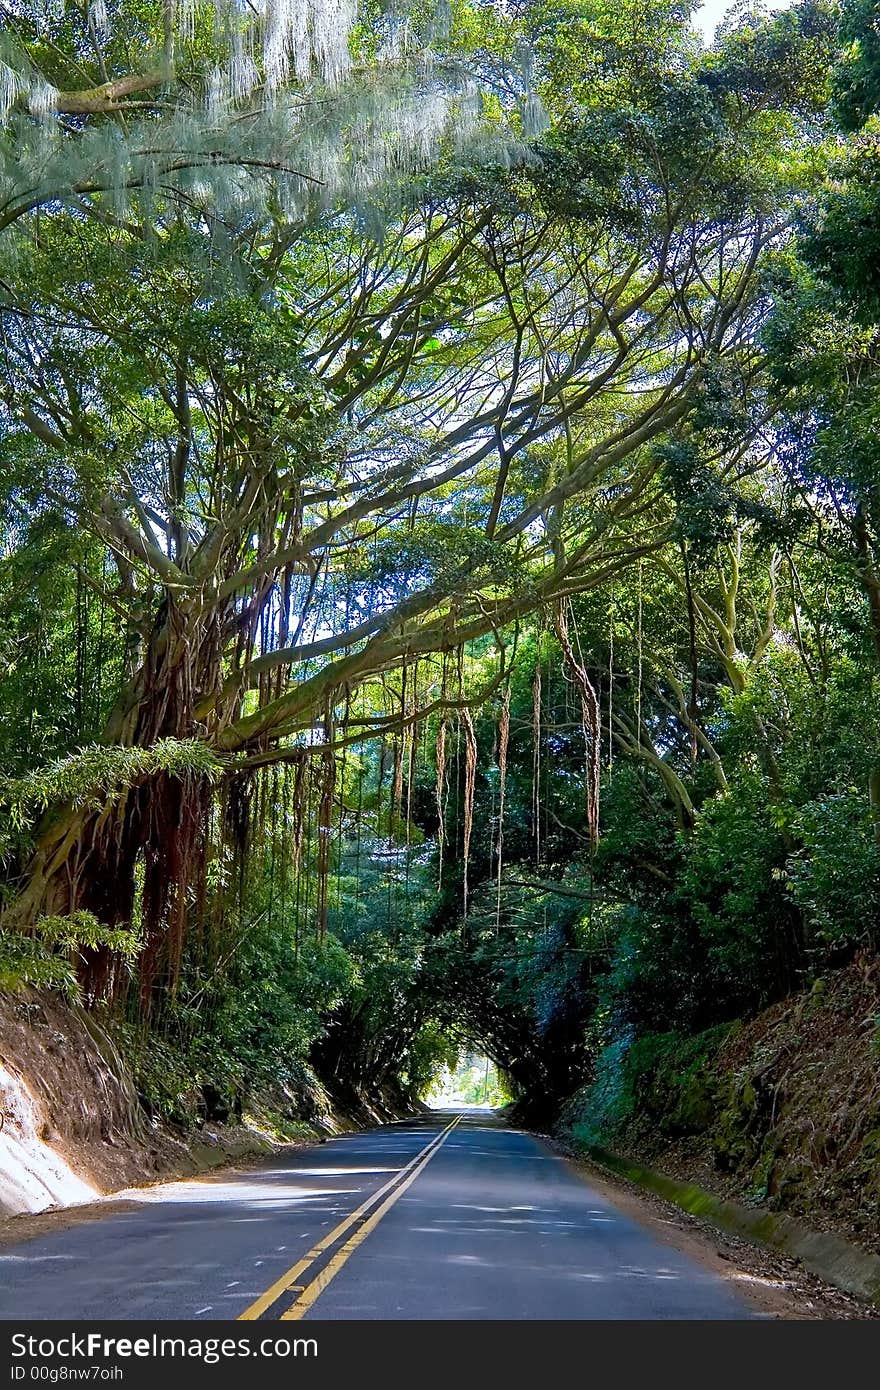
[0, 990, 356, 1219]
[563, 962, 880, 1256]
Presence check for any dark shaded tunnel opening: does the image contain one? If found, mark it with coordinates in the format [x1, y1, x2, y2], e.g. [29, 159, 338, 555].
[310, 922, 597, 1129]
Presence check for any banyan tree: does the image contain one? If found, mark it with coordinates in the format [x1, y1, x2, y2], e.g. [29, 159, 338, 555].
[0, 0, 830, 1003]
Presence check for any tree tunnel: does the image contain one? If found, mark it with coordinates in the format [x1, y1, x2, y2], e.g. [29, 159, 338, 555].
[310, 898, 599, 1126]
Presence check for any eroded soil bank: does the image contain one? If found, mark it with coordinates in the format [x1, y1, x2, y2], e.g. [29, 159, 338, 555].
[0, 988, 401, 1219]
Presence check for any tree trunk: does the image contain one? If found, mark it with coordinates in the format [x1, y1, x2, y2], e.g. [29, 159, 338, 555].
[6, 597, 225, 1007]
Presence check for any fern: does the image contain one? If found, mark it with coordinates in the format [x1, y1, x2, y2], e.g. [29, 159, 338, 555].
[0, 910, 141, 998]
[0, 738, 223, 836]
[35, 910, 141, 962]
[0, 934, 79, 997]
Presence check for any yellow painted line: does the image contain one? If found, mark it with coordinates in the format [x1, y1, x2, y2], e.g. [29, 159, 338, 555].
[280, 1114, 462, 1321]
[238, 1115, 462, 1321]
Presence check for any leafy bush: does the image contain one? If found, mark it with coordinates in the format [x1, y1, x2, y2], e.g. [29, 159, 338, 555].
[0, 911, 140, 997]
[788, 792, 880, 950]
[567, 1024, 732, 1145]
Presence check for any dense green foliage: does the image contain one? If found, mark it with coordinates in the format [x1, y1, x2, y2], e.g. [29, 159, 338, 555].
[1, 0, 880, 1134]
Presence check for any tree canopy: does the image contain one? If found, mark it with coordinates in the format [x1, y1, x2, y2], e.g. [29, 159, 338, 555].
[2, 0, 879, 1124]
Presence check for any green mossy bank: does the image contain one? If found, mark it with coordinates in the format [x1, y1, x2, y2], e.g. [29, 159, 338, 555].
[558, 964, 880, 1263]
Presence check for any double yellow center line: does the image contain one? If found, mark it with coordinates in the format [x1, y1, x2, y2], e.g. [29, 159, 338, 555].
[238, 1113, 463, 1322]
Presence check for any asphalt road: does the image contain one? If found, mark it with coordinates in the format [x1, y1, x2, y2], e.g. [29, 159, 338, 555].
[0, 1111, 757, 1320]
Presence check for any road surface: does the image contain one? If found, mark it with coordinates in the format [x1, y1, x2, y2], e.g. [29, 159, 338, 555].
[0, 1111, 757, 1320]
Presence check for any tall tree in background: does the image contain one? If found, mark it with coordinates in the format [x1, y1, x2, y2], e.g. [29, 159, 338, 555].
[767, 0, 880, 838]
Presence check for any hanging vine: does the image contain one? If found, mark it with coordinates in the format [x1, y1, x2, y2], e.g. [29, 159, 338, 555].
[435, 717, 448, 889]
[532, 648, 542, 867]
[554, 600, 601, 851]
[315, 734, 336, 940]
[636, 558, 644, 745]
[607, 585, 615, 772]
[680, 538, 700, 766]
[495, 682, 510, 931]
[461, 706, 477, 917]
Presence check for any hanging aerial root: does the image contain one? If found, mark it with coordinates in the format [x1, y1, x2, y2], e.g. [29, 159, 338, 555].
[291, 750, 308, 883]
[436, 718, 447, 889]
[495, 683, 510, 931]
[681, 538, 700, 766]
[532, 655, 542, 866]
[405, 719, 417, 850]
[404, 658, 418, 852]
[315, 707, 336, 941]
[554, 600, 601, 851]
[392, 662, 408, 838]
[461, 708, 477, 917]
[608, 585, 615, 772]
[391, 737, 403, 838]
[315, 754, 335, 941]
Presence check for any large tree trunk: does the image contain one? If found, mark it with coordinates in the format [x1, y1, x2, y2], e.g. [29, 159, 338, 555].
[7, 596, 226, 1007]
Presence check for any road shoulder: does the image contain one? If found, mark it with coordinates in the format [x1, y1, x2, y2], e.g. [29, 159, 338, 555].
[0, 1139, 318, 1254]
[545, 1133, 877, 1320]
